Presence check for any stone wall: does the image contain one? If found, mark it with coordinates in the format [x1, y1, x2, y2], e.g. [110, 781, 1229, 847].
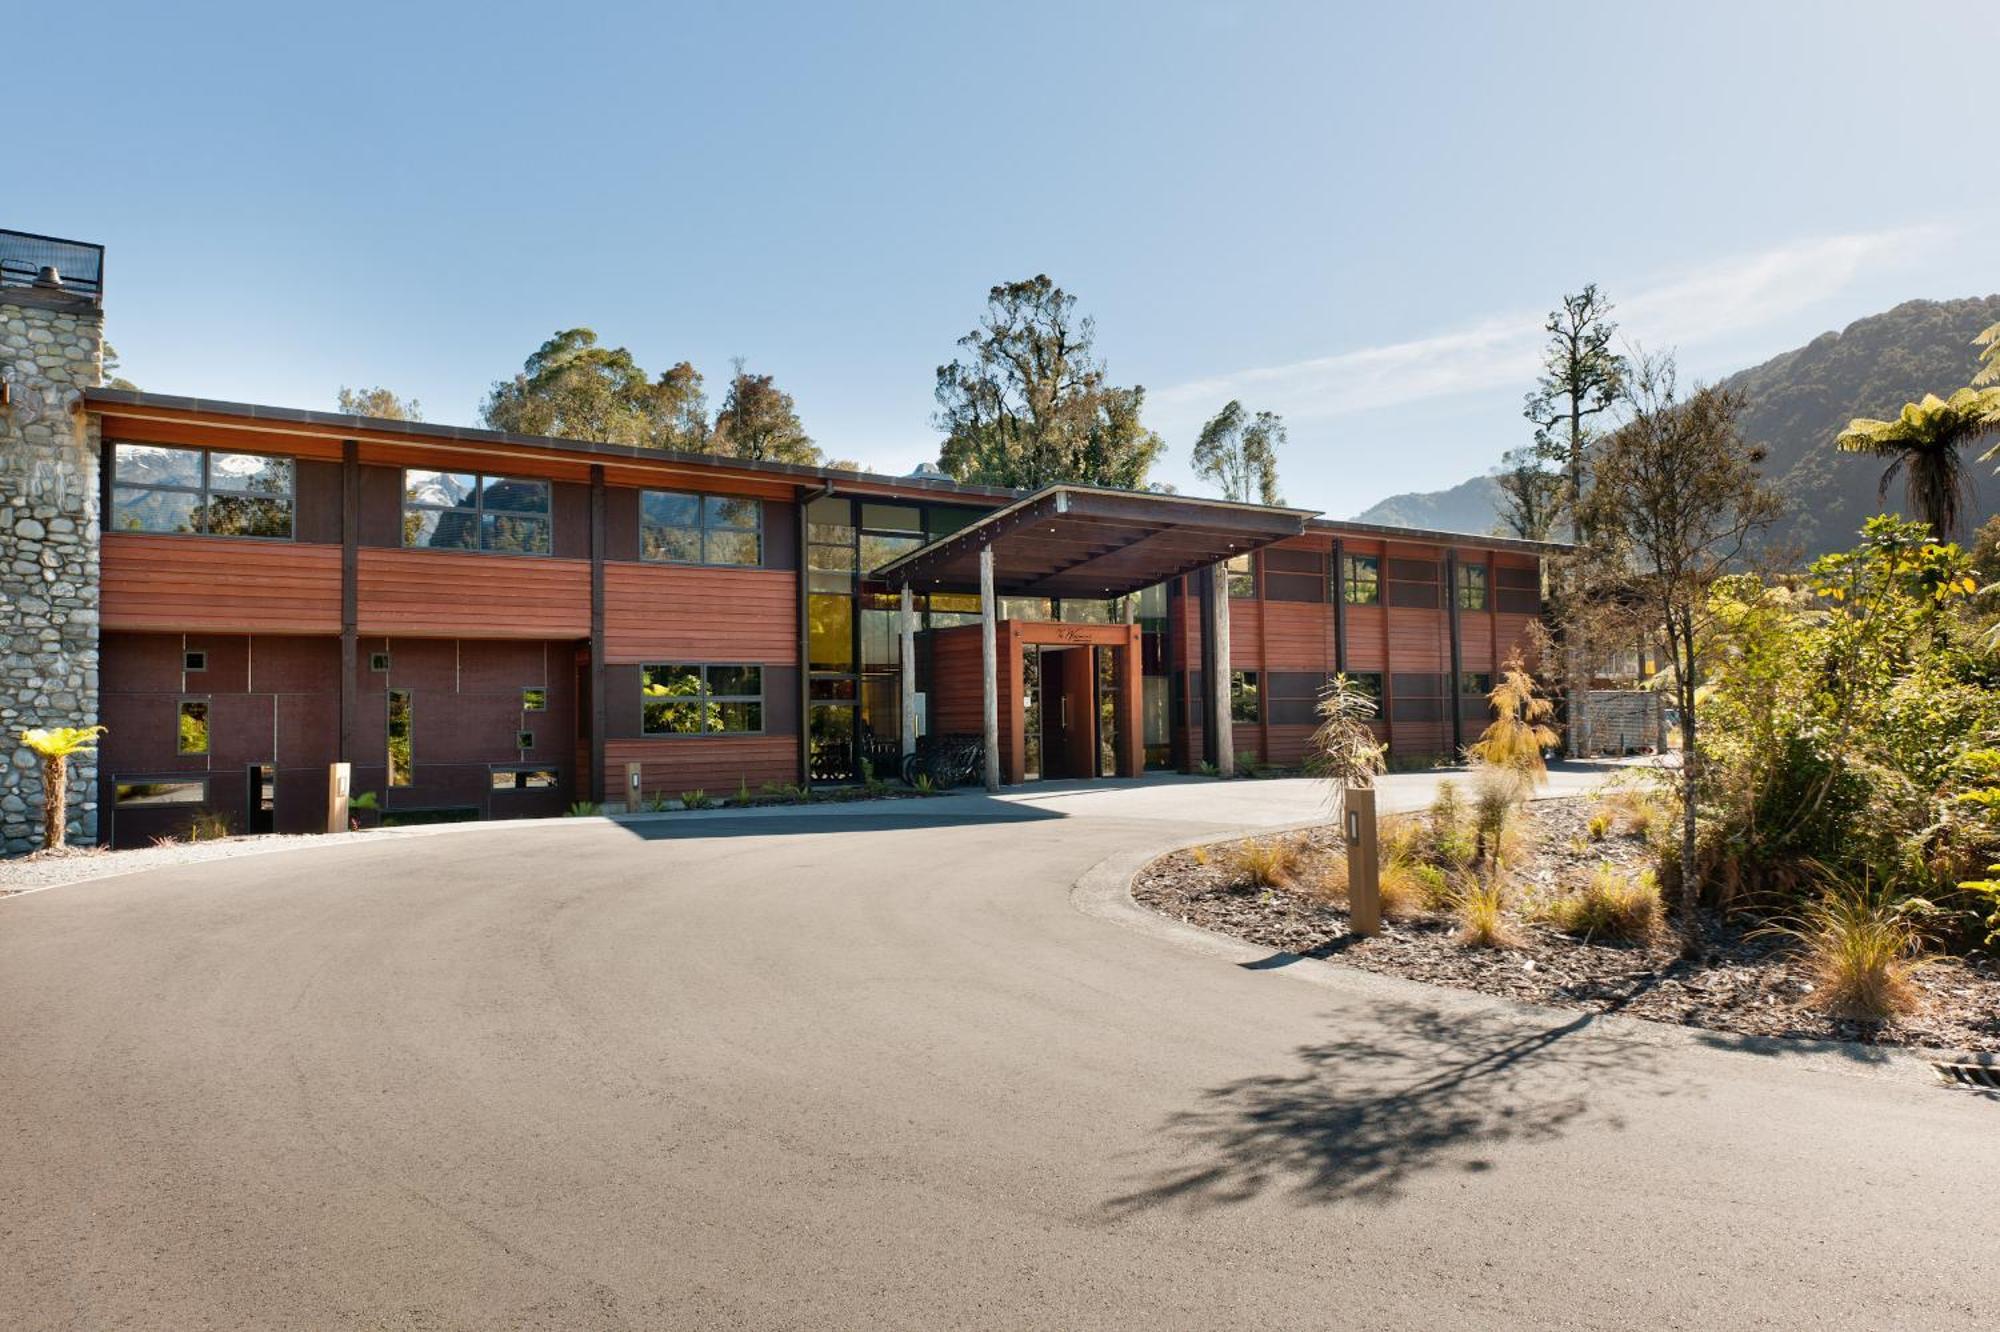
[0, 287, 103, 852]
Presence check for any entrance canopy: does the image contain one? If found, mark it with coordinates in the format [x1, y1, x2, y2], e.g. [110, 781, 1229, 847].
[872, 485, 1320, 598]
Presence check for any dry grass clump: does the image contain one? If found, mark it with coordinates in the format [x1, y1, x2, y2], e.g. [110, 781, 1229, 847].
[1594, 787, 1662, 838]
[1455, 864, 1520, 948]
[1543, 864, 1663, 942]
[1771, 884, 1931, 1022]
[1376, 852, 1439, 921]
[188, 808, 232, 843]
[1189, 844, 1210, 867]
[1232, 837, 1300, 890]
[1470, 764, 1531, 864]
[1586, 810, 1614, 841]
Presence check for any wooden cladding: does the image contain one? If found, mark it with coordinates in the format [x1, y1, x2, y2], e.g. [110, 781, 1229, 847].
[356, 549, 591, 638]
[103, 534, 342, 633]
[603, 563, 797, 664]
[606, 735, 797, 799]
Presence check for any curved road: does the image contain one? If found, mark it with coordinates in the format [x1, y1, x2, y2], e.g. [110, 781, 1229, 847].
[3, 772, 1994, 1330]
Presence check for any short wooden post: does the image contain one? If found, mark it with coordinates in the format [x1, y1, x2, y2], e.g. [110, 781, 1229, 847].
[625, 761, 644, 811]
[1346, 785, 1380, 936]
[325, 761, 351, 834]
[980, 544, 1000, 792]
[1209, 561, 1234, 777]
[899, 583, 918, 763]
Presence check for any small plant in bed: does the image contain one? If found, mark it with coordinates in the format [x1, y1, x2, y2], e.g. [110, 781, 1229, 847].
[1232, 837, 1298, 891]
[1542, 864, 1663, 943]
[1763, 874, 1934, 1022]
[1455, 862, 1519, 949]
[680, 789, 715, 810]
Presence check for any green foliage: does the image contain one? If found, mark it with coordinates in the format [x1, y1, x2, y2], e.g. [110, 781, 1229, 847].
[187, 808, 232, 842]
[20, 725, 105, 759]
[1191, 400, 1285, 505]
[1307, 673, 1387, 812]
[336, 386, 421, 421]
[484, 329, 716, 453]
[736, 777, 752, 806]
[1761, 874, 1933, 1021]
[1835, 387, 2000, 539]
[642, 793, 673, 813]
[680, 789, 714, 810]
[1543, 865, 1663, 943]
[565, 800, 603, 817]
[20, 725, 106, 851]
[912, 773, 937, 797]
[934, 275, 1164, 489]
[713, 359, 815, 464]
[349, 790, 381, 811]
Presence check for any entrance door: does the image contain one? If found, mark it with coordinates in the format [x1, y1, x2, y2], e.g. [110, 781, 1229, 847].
[1035, 647, 1097, 780]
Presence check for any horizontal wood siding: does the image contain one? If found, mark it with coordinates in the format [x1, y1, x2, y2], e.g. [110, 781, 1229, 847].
[1262, 601, 1331, 671]
[603, 563, 797, 664]
[1386, 607, 1448, 670]
[606, 736, 797, 800]
[1226, 600, 1261, 671]
[103, 534, 342, 634]
[357, 549, 590, 639]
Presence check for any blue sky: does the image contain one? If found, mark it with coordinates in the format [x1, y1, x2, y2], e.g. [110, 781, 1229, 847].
[25, 0, 1997, 514]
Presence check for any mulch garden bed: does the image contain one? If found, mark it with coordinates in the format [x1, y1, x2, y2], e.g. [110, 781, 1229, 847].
[1133, 796, 2000, 1054]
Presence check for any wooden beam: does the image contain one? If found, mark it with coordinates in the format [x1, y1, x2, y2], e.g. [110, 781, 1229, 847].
[1446, 548, 1464, 758]
[980, 544, 1000, 792]
[899, 583, 917, 763]
[589, 464, 607, 805]
[1210, 560, 1234, 778]
[338, 439, 358, 766]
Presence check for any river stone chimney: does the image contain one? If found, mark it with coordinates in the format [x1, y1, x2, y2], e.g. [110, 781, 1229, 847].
[0, 232, 105, 851]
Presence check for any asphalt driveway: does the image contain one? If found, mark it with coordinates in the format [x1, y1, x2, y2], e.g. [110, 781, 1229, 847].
[2, 769, 1993, 1329]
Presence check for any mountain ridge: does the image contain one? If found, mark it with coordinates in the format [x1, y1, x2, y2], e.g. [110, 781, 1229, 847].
[1349, 294, 2000, 556]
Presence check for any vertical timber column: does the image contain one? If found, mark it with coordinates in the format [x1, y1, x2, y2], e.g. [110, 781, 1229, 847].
[1446, 549, 1465, 757]
[589, 465, 607, 805]
[1330, 537, 1348, 674]
[338, 439, 359, 768]
[1208, 561, 1234, 777]
[980, 544, 1000, 792]
[898, 584, 917, 763]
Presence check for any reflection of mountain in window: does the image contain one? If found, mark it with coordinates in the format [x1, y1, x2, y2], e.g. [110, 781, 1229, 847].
[111, 442, 294, 538]
[401, 470, 550, 553]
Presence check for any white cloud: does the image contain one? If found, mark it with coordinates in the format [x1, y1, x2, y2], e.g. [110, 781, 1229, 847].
[1149, 223, 1952, 442]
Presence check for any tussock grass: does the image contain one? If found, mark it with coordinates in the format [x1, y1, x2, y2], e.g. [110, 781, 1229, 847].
[1455, 863, 1519, 949]
[1773, 884, 1931, 1022]
[1543, 865, 1663, 943]
[1233, 837, 1299, 889]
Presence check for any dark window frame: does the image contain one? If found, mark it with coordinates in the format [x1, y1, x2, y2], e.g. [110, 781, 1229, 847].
[1457, 562, 1490, 611]
[113, 776, 211, 807]
[521, 687, 547, 712]
[400, 469, 554, 556]
[639, 488, 765, 567]
[109, 441, 297, 542]
[1342, 554, 1381, 605]
[1226, 552, 1256, 599]
[490, 766, 561, 791]
[370, 651, 391, 673]
[387, 688, 413, 787]
[176, 697, 210, 755]
[1229, 669, 1261, 723]
[183, 650, 207, 673]
[641, 662, 766, 736]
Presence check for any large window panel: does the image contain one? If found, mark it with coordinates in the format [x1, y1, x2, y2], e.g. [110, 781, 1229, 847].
[403, 470, 551, 554]
[1342, 554, 1381, 605]
[642, 663, 763, 735]
[111, 443, 294, 539]
[640, 490, 762, 566]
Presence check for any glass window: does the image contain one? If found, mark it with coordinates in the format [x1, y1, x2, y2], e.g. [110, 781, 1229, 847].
[184, 651, 207, 672]
[1457, 562, 1489, 611]
[402, 470, 551, 554]
[1000, 597, 1053, 622]
[1342, 554, 1381, 605]
[1230, 671, 1260, 723]
[115, 778, 208, 806]
[1059, 599, 1114, 624]
[640, 489, 762, 566]
[491, 767, 560, 790]
[177, 699, 209, 755]
[1461, 672, 1494, 697]
[1343, 672, 1385, 701]
[806, 495, 855, 544]
[111, 443, 294, 539]
[809, 594, 855, 672]
[860, 532, 923, 574]
[861, 503, 923, 534]
[642, 664, 763, 735]
[522, 687, 547, 712]
[387, 689, 413, 786]
[515, 729, 535, 750]
[1226, 553, 1255, 599]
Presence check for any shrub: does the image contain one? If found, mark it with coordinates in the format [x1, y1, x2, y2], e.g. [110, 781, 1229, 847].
[681, 789, 714, 810]
[565, 800, 603, 817]
[1435, 822, 1479, 870]
[1586, 810, 1613, 841]
[1770, 881, 1932, 1021]
[1465, 655, 1559, 783]
[1197, 760, 1220, 778]
[188, 808, 232, 842]
[642, 794, 672, 813]
[1429, 780, 1463, 838]
[1544, 865, 1663, 942]
[1411, 862, 1454, 912]
[1377, 853, 1435, 920]
[1455, 864, 1518, 948]
[1470, 764, 1529, 862]
[1232, 837, 1298, 890]
[912, 773, 937, 797]
[736, 777, 752, 806]
[1382, 817, 1426, 864]
[1189, 844, 1210, 867]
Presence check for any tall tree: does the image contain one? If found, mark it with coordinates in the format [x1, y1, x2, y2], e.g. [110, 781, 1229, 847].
[934, 275, 1164, 489]
[1580, 353, 1781, 919]
[1976, 320, 1999, 387]
[713, 359, 818, 464]
[101, 342, 138, 392]
[337, 386, 423, 421]
[650, 361, 712, 453]
[1191, 400, 1285, 504]
[1523, 285, 1625, 540]
[1493, 445, 1564, 541]
[1834, 388, 2000, 538]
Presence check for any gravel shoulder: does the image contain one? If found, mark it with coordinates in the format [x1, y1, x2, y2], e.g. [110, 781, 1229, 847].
[0, 831, 379, 896]
[1132, 796, 2000, 1055]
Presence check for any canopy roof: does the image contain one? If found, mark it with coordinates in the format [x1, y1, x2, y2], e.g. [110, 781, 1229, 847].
[873, 485, 1319, 599]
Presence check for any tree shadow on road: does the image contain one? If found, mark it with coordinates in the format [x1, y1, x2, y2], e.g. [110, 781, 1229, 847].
[1104, 999, 1674, 1214]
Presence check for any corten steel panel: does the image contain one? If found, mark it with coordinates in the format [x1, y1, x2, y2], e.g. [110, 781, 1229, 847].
[99, 692, 193, 774]
[358, 465, 405, 547]
[101, 632, 185, 695]
[275, 692, 340, 769]
[764, 500, 799, 571]
[356, 549, 591, 639]
[249, 634, 343, 694]
[604, 486, 640, 561]
[455, 639, 558, 694]
[602, 564, 797, 664]
[102, 535, 343, 634]
[293, 460, 344, 545]
[181, 634, 250, 693]
[552, 482, 590, 560]
[204, 693, 277, 768]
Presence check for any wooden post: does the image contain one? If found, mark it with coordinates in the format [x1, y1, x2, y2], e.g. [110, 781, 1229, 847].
[1445, 549, 1465, 758]
[899, 583, 918, 764]
[1209, 560, 1234, 777]
[980, 545, 1000, 792]
[625, 760, 644, 811]
[325, 762, 351, 835]
[1346, 784, 1380, 936]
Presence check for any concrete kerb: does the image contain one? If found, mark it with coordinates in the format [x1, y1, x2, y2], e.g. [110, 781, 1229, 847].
[1069, 798, 1970, 1087]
